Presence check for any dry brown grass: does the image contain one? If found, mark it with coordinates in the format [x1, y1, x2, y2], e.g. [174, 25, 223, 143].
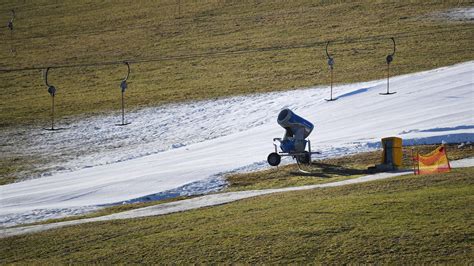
[0, 0, 473, 127]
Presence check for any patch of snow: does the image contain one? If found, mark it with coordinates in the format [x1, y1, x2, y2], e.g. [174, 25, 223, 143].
[438, 7, 474, 22]
[450, 157, 474, 167]
[1, 91, 291, 180]
[0, 206, 100, 228]
[114, 174, 228, 205]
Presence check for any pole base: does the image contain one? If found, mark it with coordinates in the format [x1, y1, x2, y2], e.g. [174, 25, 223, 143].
[379, 92, 397, 95]
[115, 122, 131, 126]
[43, 127, 67, 131]
[325, 98, 337, 101]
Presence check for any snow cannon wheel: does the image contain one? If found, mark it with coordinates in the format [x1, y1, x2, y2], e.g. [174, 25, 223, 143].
[296, 152, 311, 165]
[267, 152, 281, 166]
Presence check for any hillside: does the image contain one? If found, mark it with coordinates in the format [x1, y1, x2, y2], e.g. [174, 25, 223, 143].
[0, 1, 473, 256]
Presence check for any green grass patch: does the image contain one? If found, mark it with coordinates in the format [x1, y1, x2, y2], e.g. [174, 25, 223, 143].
[0, 155, 42, 185]
[0, 0, 473, 128]
[1, 167, 473, 263]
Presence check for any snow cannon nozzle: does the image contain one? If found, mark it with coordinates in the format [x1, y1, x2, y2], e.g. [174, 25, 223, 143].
[277, 108, 289, 121]
[277, 108, 314, 140]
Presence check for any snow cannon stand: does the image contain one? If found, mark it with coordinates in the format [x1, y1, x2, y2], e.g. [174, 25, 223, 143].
[267, 109, 320, 173]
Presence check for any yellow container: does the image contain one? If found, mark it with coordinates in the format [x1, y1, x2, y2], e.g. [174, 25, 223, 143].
[381, 137, 403, 167]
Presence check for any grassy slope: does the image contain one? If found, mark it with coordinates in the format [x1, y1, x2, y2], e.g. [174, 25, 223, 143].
[1, 167, 473, 263]
[0, 0, 473, 127]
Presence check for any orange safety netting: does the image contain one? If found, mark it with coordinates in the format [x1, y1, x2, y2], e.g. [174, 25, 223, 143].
[413, 145, 451, 175]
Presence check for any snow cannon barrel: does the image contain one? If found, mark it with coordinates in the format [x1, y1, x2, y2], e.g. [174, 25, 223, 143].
[277, 108, 314, 139]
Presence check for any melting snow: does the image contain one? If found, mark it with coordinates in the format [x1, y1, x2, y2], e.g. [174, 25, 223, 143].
[1, 61, 473, 227]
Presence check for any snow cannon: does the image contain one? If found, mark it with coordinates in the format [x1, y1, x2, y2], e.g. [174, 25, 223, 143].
[277, 108, 314, 141]
[268, 109, 319, 171]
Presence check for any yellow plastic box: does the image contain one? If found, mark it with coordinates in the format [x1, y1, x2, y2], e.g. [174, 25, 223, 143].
[381, 137, 403, 167]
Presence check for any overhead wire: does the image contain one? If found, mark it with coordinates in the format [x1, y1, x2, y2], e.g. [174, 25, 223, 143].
[0, 3, 267, 42]
[3, 1, 471, 46]
[2, 1, 469, 43]
[0, 24, 471, 74]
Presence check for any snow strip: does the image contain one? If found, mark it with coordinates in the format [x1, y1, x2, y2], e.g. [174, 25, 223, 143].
[1, 158, 473, 239]
[438, 7, 474, 22]
[1, 61, 473, 226]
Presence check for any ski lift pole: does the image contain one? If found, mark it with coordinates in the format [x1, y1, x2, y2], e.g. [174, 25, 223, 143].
[44, 67, 57, 130]
[381, 37, 396, 95]
[325, 41, 335, 101]
[330, 65, 333, 99]
[387, 61, 390, 94]
[118, 61, 130, 126]
[51, 91, 55, 130]
[121, 86, 125, 125]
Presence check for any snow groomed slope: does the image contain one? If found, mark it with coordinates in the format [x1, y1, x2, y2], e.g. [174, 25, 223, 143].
[1, 61, 473, 227]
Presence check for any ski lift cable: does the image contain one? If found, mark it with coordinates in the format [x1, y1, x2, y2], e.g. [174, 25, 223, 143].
[1, 5, 349, 43]
[5, 2, 469, 43]
[2, 20, 468, 45]
[4, 10, 288, 42]
[0, 32, 453, 73]
[0, 26, 470, 74]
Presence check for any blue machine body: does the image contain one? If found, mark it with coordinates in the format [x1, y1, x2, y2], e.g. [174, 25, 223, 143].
[277, 109, 314, 153]
[279, 139, 296, 153]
